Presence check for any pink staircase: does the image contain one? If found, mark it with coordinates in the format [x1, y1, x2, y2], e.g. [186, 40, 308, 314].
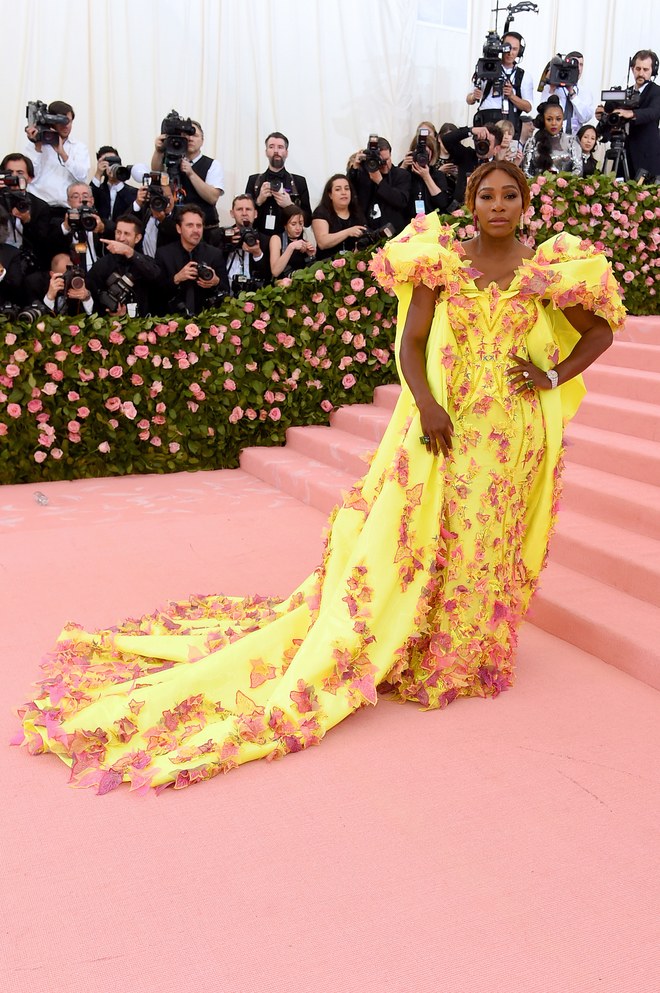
[240, 317, 660, 690]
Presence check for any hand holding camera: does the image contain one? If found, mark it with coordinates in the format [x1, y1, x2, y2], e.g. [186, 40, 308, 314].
[195, 262, 218, 288]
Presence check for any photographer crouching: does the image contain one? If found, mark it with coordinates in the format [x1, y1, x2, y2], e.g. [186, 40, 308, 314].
[42, 252, 94, 317]
[155, 204, 229, 315]
[87, 215, 160, 317]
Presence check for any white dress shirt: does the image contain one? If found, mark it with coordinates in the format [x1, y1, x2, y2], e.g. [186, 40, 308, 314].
[26, 137, 91, 208]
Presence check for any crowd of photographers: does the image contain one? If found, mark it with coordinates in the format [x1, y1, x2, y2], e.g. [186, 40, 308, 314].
[1, 44, 658, 322]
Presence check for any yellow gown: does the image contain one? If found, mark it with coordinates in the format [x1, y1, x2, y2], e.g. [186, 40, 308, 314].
[15, 216, 625, 794]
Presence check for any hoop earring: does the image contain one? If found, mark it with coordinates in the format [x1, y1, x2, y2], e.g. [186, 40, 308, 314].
[519, 212, 525, 235]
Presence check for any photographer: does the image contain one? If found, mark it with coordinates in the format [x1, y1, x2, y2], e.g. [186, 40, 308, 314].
[0, 206, 24, 310]
[219, 194, 270, 295]
[24, 100, 90, 209]
[48, 183, 106, 270]
[311, 174, 367, 260]
[269, 204, 316, 279]
[136, 177, 178, 257]
[400, 123, 451, 218]
[42, 252, 94, 317]
[598, 50, 660, 178]
[466, 31, 532, 139]
[155, 204, 229, 315]
[347, 136, 411, 235]
[246, 132, 312, 235]
[0, 153, 52, 275]
[540, 52, 594, 136]
[91, 146, 138, 225]
[88, 215, 160, 317]
[151, 117, 224, 229]
[442, 124, 503, 205]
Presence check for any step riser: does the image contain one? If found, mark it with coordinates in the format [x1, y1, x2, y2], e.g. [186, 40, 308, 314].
[620, 317, 660, 345]
[285, 427, 371, 479]
[565, 434, 660, 486]
[240, 449, 346, 516]
[583, 368, 660, 404]
[600, 343, 660, 373]
[330, 406, 391, 442]
[575, 398, 660, 442]
[562, 477, 660, 541]
[527, 595, 660, 691]
[549, 532, 660, 608]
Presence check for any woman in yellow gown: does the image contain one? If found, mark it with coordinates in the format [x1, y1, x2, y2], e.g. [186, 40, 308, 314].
[15, 162, 625, 794]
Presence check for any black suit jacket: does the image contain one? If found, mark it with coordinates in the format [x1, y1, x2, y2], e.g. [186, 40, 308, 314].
[626, 81, 660, 176]
[155, 240, 230, 315]
[0, 244, 24, 305]
[246, 170, 312, 233]
[92, 181, 138, 222]
[442, 127, 495, 205]
[87, 250, 161, 316]
[347, 164, 412, 234]
[9, 191, 52, 271]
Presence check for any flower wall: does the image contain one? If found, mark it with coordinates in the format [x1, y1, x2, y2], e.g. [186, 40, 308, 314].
[1, 175, 658, 486]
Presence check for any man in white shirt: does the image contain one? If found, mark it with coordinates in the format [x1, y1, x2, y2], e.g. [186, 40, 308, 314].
[541, 51, 595, 136]
[24, 101, 90, 209]
[466, 32, 533, 138]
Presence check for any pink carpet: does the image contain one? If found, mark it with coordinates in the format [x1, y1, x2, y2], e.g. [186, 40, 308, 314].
[3, 317, 660, 992]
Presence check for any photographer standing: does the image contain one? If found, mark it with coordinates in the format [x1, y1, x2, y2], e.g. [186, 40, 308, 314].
[220, 194, 270, 294]
[91, 146, 138, 225]
[47, 183, 106, 271]
[399, 124, 451, 218]
[246, 132, 312, 236]
[347, 136, 411, 235]
[155, 204, 229, 315]
[540, 52, 594, 136]
[151, 120, 224, 230]
[0, 153, 52, 275]
[442, 124, 503, 205]
[24, 101, 90, 209]
[608, 50, 660, 178]
[466, 32, 532, 139]
[88, 215, 160, 317]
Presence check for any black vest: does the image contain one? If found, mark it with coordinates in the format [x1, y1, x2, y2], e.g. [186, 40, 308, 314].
[179, 155, 218, 225]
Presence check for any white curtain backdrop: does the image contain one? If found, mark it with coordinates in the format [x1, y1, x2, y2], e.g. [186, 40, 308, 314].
[1, 0, 658, 223]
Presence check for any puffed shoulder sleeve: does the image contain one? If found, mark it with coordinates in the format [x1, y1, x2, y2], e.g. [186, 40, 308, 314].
[517, 232, 627, 331]
[368, 213, 478, 296]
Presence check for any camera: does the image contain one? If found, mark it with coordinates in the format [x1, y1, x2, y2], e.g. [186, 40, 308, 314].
[63, 264, 87, 293]
[548, 54, 580, 88]
[160, 109, 196, 181]
[0, 174, 30, 214]
[15, 301, 50, 324]
[413, 128, 431, 167]
[239, 224, 258, 247]
[99, 272, 134, 312]
[102, 155, 132, 183]
[355, 222, 396, 250]
[196, 262, 214, 281]
[142, 172, 171, 212]
[231, 274, 265, 296]
[597, 85, 641, 141]
[25, 100, 70, 146]
[269, 178, 282, 193]
[475, 31, 511, 82]
[363, 134, 385, 173]
[67, 206, 98, 234]
[473, 135, 492, 158]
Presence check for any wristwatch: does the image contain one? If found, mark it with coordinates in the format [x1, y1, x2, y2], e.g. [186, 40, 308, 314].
[546, 369, 559, 389]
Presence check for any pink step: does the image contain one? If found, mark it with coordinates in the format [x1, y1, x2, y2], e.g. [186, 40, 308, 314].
[599, 340, 660, 373]
[619, 316, 660, 344]
[330, 403, 392, 442]
[575, 394, 660, 441]
[240, 446, 354, 515]
[583, 365, 660, 404]
[529, 561, 660, 690]
[373, 383, 402, 410]
[285, 425, 374, 479]
[561, 462, 660, 541]
[549, 508, 660, 607]
[564, 422, 660, 486]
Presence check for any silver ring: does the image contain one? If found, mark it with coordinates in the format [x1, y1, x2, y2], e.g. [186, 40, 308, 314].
[420, 435, 430, 444]
[523, 371, 530, 379]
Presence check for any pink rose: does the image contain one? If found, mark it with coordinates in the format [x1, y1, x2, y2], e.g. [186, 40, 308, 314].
[134, 345, 149, 358]
[88, 338, 103, 352]
[286, 308, 296, 318]
[343, 294, 357, 305]
[7, 403, 21, 418]
[27, 399, 42, 414]
[253, 320, 267, 331]
[350, 278, 364, 292]
[230, 319, 242, 330]
[169, 442, 180, 454]
[98, 441, 111, 454]
[320, 400, 333, 412]
[229, 405, 244, 423]
[108, 330, 124, 345]
[311, 292, 323, 303]
[331, 258, 346, 269]
[4, 332, 17, 345]
[5, 364, 20, 378]
[67, 420, 80, 432]
[269, 407, 281, 421]
[224, 379, 236, 391]
[50, 332, 62, 345]
[314, 270, 326, 281]
[243, 301, 255, 313]
[365, 286, 378, 297]
[150, 436, 162, 447]
[348, 310, 361, 322]
[356, 260, 367, 272]
[42, 382, 58, 395]
[13, 349, 28, 363]
[336, 307, 348, 321]
[51, 448, 63, 460]
[105, 397, 122, 412]
[184, 323, 201, 338]
[246, 408, 257, 420]
[623, 271, 635, 283]
[109, 365, 123, 378]
[34, 450, 47, 462]
[121, 401, 138, 419]
[342, 374, 356, 389]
